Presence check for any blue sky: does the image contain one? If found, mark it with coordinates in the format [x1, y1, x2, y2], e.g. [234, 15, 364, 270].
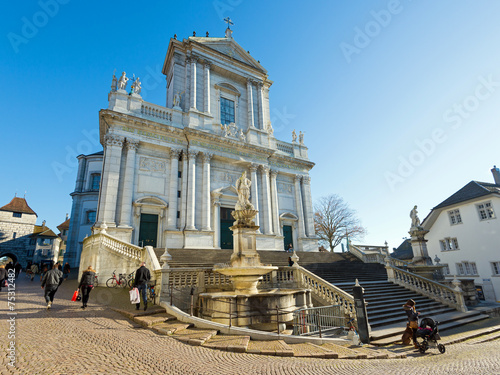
[2, 1, 500, 251]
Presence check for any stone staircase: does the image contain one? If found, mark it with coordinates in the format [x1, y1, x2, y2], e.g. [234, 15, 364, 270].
[304, 261, 490, 345]
[154, 248, 492, 345]
[114, 306, 406, 359]
[154, 248, 357, 268]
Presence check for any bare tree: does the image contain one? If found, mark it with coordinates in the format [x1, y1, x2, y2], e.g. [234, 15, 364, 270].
[314, 194, 366, 251]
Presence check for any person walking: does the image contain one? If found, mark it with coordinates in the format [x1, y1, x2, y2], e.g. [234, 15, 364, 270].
[30, 263, 39, 282]
[133, 262, 151, 311]
[63, 262, 71, 280]
[41, 263, 63, 309]
[0, 265, 7, 292]
[287, 243, 293, 253]
[78, 266, 96, 309]
[403, 299, 420, 348]
[14, 262, 22, 278]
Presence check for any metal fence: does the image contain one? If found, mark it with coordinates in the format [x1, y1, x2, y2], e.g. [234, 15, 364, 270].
[292, 305, 345, 337]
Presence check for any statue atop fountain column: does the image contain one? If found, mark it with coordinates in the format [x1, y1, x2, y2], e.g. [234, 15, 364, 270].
[408, 204, 431, 265]
[410, 205, 422, 230]
[235, 171, 254, 210]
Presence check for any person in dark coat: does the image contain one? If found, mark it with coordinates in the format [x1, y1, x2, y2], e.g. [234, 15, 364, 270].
[14, 262, 22, 278]
[78, 266, 96, 309]
[63, 262, 71, 280]
[41, 263, 63, 309]
[403, 299, 420, 348]
[133, 262, 151, 311]
[0, 265, 7, 292]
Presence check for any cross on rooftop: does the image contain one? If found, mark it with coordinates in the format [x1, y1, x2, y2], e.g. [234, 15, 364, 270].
[224, 17, 234, 29]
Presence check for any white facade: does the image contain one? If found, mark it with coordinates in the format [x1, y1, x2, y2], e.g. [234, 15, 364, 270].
[423, 172, 500, 302]
[64, 152, 103, 268]
[94, 31, 318, 254]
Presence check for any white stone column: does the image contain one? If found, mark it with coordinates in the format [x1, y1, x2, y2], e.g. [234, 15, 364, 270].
[294, 175, 306, 238]
[249, 164, 260, 231]
[167, 148, 181, 230]
[201, 152, 213, 231]
[302, 175, 315, 237]
[246, 79, 255, 128]
[260, 165, 273, 234]
[118, 139, 139, 227]
[204, 61, 211, 113]
[186, 150, 198, 230]
[258, 82, 266, 130]
[180, 151, 188, 229]
[190, 57, 197, 110]
[98, 134, 124, 226]
[212, 192, 222, 248]
[270, 170, 280, 235]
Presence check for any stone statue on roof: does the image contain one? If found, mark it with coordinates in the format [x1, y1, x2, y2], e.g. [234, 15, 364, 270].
[117, 72, 129, 91]
[299, 131, 304, 145]
[292, 129, 297, 142]
[131, 78, 141, 95]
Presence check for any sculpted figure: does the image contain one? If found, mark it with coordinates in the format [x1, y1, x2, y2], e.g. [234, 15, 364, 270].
[266, 123, 274, 136]
[299, 131, 304, 144]
[111, 73, 117, 91]
[132, 78, 142, 94]
[292, 129, 297, 142]
[239, 129, 246, 142]
[235, 171, 253, 210]
[117, 72, 129, 90]
[410, 205, 421, 229]
[173, 92, 180, 107]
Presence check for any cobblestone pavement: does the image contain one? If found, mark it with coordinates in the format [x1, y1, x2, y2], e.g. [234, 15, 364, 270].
[1, 275, 499, 375]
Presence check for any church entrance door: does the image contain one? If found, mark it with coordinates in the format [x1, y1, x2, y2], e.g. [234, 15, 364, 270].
[139, 214, 158, 247]
[283, 225, 293, 250]
[220, 207, 234, 249]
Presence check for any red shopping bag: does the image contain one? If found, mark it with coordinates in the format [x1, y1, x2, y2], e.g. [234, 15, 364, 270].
[71, 290, 79, 302]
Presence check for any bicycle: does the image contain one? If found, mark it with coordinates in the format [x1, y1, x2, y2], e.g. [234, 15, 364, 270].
[126, 271, 135, 288]
[106, 270, 127, 288]
[146, 281, 156, 303]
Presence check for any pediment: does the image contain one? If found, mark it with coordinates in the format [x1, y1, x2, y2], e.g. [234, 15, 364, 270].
[134, 196, 168, 208]
[191, 37, 267, 73]
[212, 185, 238, 197]
[280, 212, 298, 221]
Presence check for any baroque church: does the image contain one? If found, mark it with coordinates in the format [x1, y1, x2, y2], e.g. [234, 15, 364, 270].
[65, 28, 317, 268]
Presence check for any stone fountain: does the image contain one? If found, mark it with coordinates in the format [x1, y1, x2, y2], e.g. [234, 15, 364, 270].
[199, 172, 312, 331]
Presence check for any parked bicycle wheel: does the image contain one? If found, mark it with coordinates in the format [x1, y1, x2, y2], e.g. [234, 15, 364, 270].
[128, 278, 135, 288]
[118, 277, 128, 288]
[106, 277, 118, 288]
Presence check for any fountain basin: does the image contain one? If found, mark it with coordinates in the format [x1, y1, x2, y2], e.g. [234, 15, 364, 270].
[214, 265, 278, 294]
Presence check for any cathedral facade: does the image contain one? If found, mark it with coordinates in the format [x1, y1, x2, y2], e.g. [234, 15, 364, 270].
[82, 29, 317, 259]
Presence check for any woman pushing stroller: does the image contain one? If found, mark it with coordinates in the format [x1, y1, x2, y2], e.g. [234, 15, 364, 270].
[403, 299, 420, 348]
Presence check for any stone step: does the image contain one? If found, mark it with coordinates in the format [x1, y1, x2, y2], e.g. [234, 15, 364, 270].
[246, 339, 294, 356]
[133, 312, 177, 328]
[317, 342, 369, 359]
[169, 328, 219, 345]
[370, 312, 490, 345]
[202, 334, 251, 353]
[152, 321, 194, 335]
[369, 307, 459, 328]
[287, 342, 339, 358]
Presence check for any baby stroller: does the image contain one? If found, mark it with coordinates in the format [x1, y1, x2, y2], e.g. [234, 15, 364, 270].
[415, 317, 445, 354]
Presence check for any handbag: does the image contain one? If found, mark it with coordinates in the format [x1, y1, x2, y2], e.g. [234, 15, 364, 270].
[409, 320, 418, 329]
[129, 287, 140, 304]
[71, 290, 79, 302]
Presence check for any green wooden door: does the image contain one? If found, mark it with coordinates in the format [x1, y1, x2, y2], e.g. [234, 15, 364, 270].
[283, 225, 293, 251]
[139, 214, 158, 247]
[220, 207, 234, 249]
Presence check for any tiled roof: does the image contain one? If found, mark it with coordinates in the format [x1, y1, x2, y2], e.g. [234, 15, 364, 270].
[433, 181, 500, 210]
[32, 225, 58, 238]
[0, 197, 37, 215]
[57, 218, 70, 231]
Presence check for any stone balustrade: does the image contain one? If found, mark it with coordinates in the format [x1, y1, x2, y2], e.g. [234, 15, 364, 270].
[140, 102, 173, 123]
[276, 141, 294, 155]
[349, 244, 390, 264]
[386, 263, 467, 312]
[100, 234, 143, 260]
